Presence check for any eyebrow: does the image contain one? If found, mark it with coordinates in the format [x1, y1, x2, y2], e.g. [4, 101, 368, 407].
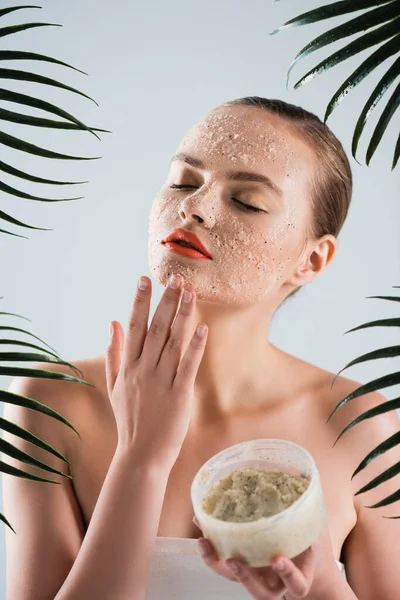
[170, 152, 283, 197]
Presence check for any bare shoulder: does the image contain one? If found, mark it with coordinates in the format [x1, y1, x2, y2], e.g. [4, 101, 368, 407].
[2, 356, 108, 600]
[5, 354, 108, 454]
[292, 355, 400, 514]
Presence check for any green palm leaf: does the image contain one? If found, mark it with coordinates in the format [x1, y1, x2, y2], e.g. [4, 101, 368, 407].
[277, 3, 400, 89]
[333, 345, 400, 385]
[271, 0, 394, 32]
[0, 351, 84, 378]
[352, 430, 400, 479]
[0, 324, 58, 354]
[366, 295, 400, 303]
[366, 488, 400, 510]
[0, 130, 101, 161]
[0, 6, 42, 19]
[332, 397, 400, 446]
[344, 317, 400, 334]
[0, 89, 110, 138]
[366, 80, 400, 164]
[327, 372, 400, 422]
[0, 180, 83, 203]
[0, 438, 72, 480]
[0, 416, 71, 466]
[324, 35, 400, 122]
[0, 5, 110, 533]
[393, 130, 400, 168]
[0, 207, 51, 231]
[350, 431, 400, 511]
[0, 5, 108, 230]
[352, 55, 400, 162]
[0, 159, 88, 186]
[0, 389, 82, 436]
[322, 285, 400, 514]
[354, 457, 400, 496]
[0, 67, 98, 108]
[0, 339, 83, 375]
[0, 460, 60, 486]
[0, 365, 94, 388]
[0, 49, 88, 76]
[0, 228, 27, 238]
[0, 509, 16, 534]
[272, 0, 400, 167]
[0, 106, 109, 134]
[0, 4, 109, 533]
[0, 310, 31, 321]
[292, 18, 400, 91]
[0, 22, 60, 41]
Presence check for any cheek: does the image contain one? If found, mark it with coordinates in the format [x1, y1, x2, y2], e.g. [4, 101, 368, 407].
[148, 195, 178, 237]
[210, 220, 292, 297]
[226, 218, 303, 295]
[150, 194, 173, 219]
[147, 194, 303, 304]
[231, 218, 299, 267]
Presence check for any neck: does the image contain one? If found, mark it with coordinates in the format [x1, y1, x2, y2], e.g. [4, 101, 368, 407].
[189, 299, 288, 427]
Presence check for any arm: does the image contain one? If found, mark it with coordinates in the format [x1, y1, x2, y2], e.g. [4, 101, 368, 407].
[3, 370, 86, 600]
[2, 368, 171, 600]
[330, 388, 400, 600]
[56, 448, 170, 600]
[306, 566, 359, 600]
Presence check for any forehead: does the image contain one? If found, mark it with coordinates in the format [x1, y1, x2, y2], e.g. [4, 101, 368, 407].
[175, 105, 316, 209]
[177, 104, 314, 178]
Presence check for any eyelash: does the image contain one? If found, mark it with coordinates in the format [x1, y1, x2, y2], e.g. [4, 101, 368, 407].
[169, 184, 264, 213]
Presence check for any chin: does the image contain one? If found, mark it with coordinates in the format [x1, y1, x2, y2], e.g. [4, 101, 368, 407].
[148, 264, 166, 288]
[148, 259, 185, 289]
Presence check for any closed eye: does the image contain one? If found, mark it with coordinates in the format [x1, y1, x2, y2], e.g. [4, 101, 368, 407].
[169, 184, 265, 213]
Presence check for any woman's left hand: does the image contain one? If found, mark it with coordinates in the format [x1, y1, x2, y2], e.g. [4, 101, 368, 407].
[193, 516, 338, 599]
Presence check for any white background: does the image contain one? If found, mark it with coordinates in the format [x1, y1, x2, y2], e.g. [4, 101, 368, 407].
[0, 1, 399, 596]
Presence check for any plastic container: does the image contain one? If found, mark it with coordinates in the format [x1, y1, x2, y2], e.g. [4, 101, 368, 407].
[190, 438, 326, 567]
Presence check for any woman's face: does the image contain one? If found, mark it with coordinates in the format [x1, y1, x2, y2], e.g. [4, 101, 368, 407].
[148, 104, 317, 307]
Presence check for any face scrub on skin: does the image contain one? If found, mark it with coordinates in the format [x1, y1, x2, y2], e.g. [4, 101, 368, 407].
[147, 104, 315, 309]
[201, 467, 310, 523]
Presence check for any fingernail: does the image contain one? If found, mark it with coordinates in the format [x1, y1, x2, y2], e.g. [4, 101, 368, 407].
[227, 561, 240, 575]
[168, 274, 180, 289]
[196, 323, 207, 337]
[182, 289, 192, 303]
[198, 540, 211, 557]
[138, 276, 148, 291]
[109, 322, 113, 338]
[274, 559, 285, 571]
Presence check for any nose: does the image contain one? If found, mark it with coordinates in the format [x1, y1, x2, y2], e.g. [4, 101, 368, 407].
[178, 190, 216, 228]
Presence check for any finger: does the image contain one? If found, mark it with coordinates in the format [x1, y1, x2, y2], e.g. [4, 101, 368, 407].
[271, 549, 314, 598]
[157, 283, 196, 381]
[123, 276, 153, 366]
[192, 515, 201, 530]
[197, 539, 242, 583]
[140, 273, 185, 368]
[226, 559, 286, 599]
[105, 320, 124, 397]
[173, 320, 208, 391]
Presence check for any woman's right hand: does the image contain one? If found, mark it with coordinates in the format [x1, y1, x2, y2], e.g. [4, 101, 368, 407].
[105, 273, 208, 472]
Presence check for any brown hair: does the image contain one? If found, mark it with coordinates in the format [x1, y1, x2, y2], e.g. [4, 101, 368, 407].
[224, 96, 353, 302]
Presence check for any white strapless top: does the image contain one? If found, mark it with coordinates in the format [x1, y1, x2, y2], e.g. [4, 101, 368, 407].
[145, 536, 346, 599]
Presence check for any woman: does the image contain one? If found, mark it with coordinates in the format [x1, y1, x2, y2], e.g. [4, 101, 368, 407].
[3, 97, 400, 600]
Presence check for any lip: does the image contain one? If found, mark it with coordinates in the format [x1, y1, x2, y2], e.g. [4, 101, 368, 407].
[161, 228, 212, 260]
[162, 242, 211, 260]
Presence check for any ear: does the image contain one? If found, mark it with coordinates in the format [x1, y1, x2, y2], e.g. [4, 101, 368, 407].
[286, 234, 337, 288]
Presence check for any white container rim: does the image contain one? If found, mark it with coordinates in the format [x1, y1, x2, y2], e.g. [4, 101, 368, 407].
[191, 438, 319, 530]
